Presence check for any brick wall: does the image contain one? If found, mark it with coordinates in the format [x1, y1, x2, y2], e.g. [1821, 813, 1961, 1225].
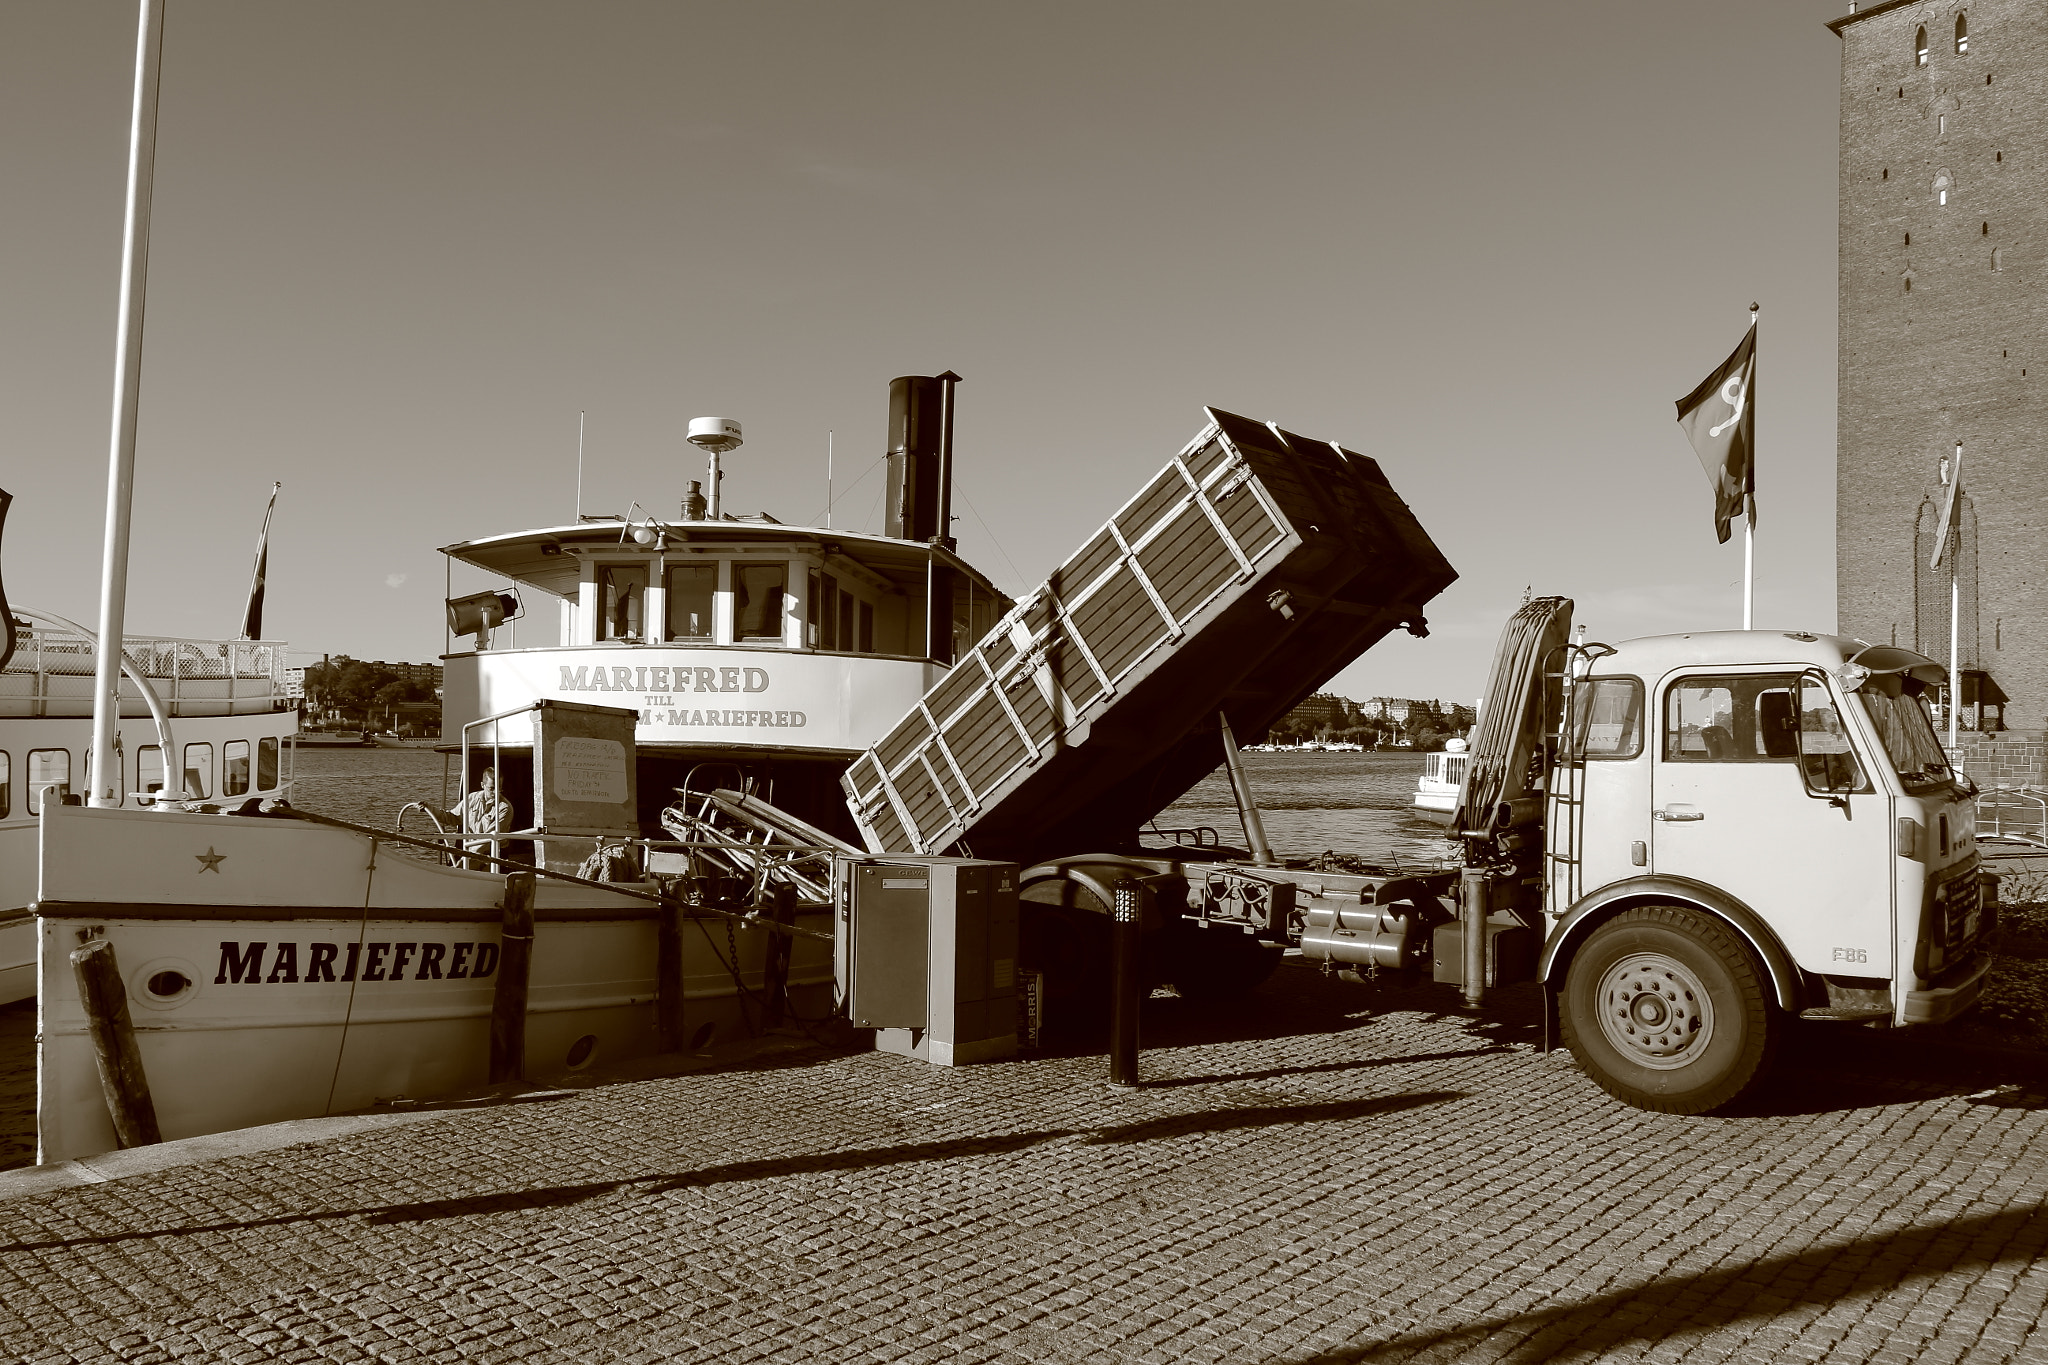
[1835, 1, 2048, 732]
[1950, 727, 2046, 786]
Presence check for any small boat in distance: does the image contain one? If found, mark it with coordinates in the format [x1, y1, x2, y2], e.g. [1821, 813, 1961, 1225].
[295, 729, 368, 747]
[1411, 736, 1469, 824]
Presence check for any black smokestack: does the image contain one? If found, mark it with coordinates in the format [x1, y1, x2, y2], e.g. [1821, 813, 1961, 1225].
[886, 376, 945, 542]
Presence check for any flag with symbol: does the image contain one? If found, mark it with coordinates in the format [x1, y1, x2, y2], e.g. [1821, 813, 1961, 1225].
[1930, 450, 1963, 568]
[241, 482, 280, 639]
[1674, 326, 1756, 544]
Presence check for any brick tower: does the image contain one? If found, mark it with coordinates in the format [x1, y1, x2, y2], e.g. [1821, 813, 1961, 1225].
[1832, 1, 2048, 779]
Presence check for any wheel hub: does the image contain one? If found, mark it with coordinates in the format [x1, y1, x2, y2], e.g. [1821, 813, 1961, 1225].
[1596, 952, 1714, 1070]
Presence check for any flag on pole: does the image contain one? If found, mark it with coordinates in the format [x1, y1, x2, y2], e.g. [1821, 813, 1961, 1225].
[1674, 326, 1757, 544]
[1931, 450, 1962, 568]
[240, 482, 280, 640]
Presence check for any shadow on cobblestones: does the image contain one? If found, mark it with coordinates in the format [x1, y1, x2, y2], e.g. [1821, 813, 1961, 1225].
[0, 1091, 1462, 1252]
[1141, 1046, 1512, 1089]
[1283, 1200, 2048, 1364]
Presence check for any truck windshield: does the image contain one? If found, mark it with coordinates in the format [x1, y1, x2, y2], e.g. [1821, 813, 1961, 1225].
[1859, 688, 1953, 792]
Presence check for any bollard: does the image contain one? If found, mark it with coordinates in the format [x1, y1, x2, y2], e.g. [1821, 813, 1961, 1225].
[490, 871, 536, 1083]
[71, 935, 161, 1148]
[1109, 883, 1145, 1088]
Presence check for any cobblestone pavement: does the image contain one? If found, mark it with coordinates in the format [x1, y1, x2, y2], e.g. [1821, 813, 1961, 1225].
[5, 961, 2048, 1364]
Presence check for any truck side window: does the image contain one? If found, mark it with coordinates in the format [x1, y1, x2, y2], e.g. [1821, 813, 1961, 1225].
[1574, 677, 1643, 759]
[1799, 677, 1866, 791]
[1663, 674, 1800, 763]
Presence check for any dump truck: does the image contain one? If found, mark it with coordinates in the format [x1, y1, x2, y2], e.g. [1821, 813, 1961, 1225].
[844, 416, 1991, 1115]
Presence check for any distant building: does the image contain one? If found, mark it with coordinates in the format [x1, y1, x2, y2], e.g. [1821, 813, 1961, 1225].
[283, 667, 305, 700]
[1282, 693, 1353, 732]
[364, 661, 444, 694]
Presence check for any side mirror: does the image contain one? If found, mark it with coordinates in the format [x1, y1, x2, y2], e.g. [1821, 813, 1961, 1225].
[1793, 671, 1860, 807]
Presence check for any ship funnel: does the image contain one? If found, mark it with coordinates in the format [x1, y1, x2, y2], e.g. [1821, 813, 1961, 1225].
[885, 374, 959, 545]
[686, 417, 742, 520]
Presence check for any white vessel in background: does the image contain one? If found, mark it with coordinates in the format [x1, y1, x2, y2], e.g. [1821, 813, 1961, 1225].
[0, 611, 296, 1003]
[1410, 736, 1468, 824]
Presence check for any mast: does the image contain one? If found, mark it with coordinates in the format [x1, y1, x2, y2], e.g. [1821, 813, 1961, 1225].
[89, 0, 165, 808]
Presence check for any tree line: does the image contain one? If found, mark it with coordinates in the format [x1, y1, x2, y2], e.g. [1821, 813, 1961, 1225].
[302, 656, 438, 728]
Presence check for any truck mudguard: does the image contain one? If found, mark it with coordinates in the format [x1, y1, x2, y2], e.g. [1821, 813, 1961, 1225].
[1540, 874, 1805, 1013]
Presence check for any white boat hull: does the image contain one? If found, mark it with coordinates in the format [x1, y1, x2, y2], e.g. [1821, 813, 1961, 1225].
[36, 804, 831, 1163]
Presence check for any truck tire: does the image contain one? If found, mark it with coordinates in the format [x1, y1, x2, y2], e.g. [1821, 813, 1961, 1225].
[1560, 905, 1778, 1115]
[1166, 924, 1283, 1002]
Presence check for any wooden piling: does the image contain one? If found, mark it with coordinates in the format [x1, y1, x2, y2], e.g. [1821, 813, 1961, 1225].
[70, 935, 161, 1148]
[761, 882, 795, 1029]
[489, 871, 536, 1083]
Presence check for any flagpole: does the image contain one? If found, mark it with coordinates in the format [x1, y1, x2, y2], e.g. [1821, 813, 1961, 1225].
[89, 0, 164, 809]
[1949, 440, 1961, 752]
[1743, 518, 1753, 631]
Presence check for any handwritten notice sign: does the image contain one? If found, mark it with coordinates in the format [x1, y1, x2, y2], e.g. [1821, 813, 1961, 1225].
[552, 736, 628, 804]
[530, 699, 639, 837]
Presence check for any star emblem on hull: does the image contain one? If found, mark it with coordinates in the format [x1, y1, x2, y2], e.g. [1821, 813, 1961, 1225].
[195, 847, 226, 873]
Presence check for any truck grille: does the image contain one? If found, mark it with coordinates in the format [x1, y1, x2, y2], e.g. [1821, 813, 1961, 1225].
[1922, 866, 1985, 975]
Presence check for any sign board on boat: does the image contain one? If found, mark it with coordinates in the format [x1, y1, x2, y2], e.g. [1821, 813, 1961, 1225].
[531, 700, 639, 835]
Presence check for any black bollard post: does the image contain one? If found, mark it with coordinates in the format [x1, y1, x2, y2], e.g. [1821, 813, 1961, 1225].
[1109, 882, 1144, 1088]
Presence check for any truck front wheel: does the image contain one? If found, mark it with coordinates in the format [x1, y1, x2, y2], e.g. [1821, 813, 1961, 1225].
[1561, 905, 1778, 1115]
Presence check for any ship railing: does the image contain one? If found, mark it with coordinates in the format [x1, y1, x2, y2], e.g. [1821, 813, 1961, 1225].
[0, 621, 291, 716]
[1977, 785, 2048, 848]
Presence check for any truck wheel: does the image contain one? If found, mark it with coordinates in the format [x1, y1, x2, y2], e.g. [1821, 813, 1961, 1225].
[1166, 925, 1283, 1002]
[1561, 905, 1778, 1115]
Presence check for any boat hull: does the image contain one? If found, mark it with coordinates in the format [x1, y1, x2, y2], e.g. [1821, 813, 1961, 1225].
[36, 804, 831, 1163]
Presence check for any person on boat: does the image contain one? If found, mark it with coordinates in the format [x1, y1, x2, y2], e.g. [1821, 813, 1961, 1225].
[455, 767, 515, 870]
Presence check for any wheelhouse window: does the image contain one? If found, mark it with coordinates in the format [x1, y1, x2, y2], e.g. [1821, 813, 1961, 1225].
[1572, 677, 1644, 760]
[0, 750, 9, 819]
[665, 563, 715, 640]
[1662, 675, 1801, 763]
[224, 740, 251, 798]
[183, 743, 213, 800]
[599, 565, 649, 642]
[257, 737, 280, 790]
[26, 748, 69, 814]
[138, 745, 163, 799]
[734, 564, 786, 642]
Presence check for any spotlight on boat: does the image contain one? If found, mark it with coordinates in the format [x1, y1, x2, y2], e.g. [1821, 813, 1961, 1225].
[447, 589, 520, 644]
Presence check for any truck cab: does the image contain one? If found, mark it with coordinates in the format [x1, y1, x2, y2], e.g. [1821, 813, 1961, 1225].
[1542, 630, 1989, 1111]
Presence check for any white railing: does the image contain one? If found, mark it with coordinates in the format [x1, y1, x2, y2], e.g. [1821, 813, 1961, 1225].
[1978, 785, 2048, 848]
[0, 621, 291, 717]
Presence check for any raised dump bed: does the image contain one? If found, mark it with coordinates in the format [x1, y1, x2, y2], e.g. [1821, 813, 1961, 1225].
[841, 408, 1457, 863]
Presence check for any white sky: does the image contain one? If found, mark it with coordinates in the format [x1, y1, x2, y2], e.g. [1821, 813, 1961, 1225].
[0, 1, 1848, 705]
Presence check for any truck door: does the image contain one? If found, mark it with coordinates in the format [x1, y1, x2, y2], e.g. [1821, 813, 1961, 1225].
[1651, 672, 1893, 976]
